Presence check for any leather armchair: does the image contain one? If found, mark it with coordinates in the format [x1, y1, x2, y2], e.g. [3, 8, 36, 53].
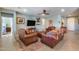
[18, 29, 38, 46]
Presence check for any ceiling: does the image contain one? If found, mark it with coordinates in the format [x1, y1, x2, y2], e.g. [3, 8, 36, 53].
[2, 7, 79, 17]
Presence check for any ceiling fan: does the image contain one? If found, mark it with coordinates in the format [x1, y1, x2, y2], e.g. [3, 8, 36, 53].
[38, 9, 50, 15]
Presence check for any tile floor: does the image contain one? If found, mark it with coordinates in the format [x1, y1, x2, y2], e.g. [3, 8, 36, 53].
[0, 31, 79, 51]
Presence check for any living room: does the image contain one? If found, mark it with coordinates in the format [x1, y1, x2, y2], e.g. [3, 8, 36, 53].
[0, 7, 79, 51]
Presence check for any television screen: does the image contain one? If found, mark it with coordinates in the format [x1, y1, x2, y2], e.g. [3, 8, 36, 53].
[27, 20, 36, 26]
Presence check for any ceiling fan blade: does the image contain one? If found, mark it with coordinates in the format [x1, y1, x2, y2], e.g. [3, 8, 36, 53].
[45, 13, 49, 15]
[38, 9, 50, 15]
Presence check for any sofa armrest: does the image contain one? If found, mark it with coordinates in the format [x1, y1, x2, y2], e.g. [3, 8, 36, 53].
[41, 33, 58, 40]
[42, 33, 58, 40]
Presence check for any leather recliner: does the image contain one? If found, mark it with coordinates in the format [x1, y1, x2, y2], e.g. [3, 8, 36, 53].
[18, 29, 38, 46]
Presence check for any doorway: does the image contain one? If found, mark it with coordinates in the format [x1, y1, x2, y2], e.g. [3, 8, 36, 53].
[1, 13, 13, 36]
[67, 17, 75, 31]
[0, 13, 16, 50]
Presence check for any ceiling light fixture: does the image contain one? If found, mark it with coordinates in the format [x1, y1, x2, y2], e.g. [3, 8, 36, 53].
[23, 9, 27, 12]
[38, 9, 49, 16]
[41, 14, 45, 16]
[61, 9, 65, 12]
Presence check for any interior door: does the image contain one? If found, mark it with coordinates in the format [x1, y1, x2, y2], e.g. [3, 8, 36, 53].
[67, 18, 75, 31]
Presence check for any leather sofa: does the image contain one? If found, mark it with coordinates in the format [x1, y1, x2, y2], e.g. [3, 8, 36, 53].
[18, 27, 64, 48]
[41, 31, 64, 48]
[18, 29, 38, 46]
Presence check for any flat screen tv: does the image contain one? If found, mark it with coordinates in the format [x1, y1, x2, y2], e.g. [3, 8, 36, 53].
[27, 20, 36, 26]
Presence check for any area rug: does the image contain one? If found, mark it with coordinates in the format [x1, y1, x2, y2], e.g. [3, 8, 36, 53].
[14, 40, 45, 51]
[23, 42, 44, 51]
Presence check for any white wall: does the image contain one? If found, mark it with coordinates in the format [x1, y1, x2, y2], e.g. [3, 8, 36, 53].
[74, 17, 79, 31]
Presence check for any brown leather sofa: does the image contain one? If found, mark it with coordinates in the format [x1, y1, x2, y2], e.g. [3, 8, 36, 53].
[18, 27, 65, 48]
[41, 31, 64, 48]
[18, 29, 38, 46]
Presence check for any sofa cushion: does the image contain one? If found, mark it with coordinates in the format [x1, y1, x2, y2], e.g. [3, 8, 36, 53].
[25, 28, 36, 34]
[46, 31, 58, 40]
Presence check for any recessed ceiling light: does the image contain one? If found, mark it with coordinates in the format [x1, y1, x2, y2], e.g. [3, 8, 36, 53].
[61, 9, 65, 12]
[23, 9, 27, 12]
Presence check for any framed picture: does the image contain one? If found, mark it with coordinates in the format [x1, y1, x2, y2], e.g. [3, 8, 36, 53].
[16, 17, 25, 24]
[36, 17, 40, 22]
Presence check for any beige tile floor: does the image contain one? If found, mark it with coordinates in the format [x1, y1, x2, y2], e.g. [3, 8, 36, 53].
[0, 31, 79, 51]
[0, 33, 16, 51]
